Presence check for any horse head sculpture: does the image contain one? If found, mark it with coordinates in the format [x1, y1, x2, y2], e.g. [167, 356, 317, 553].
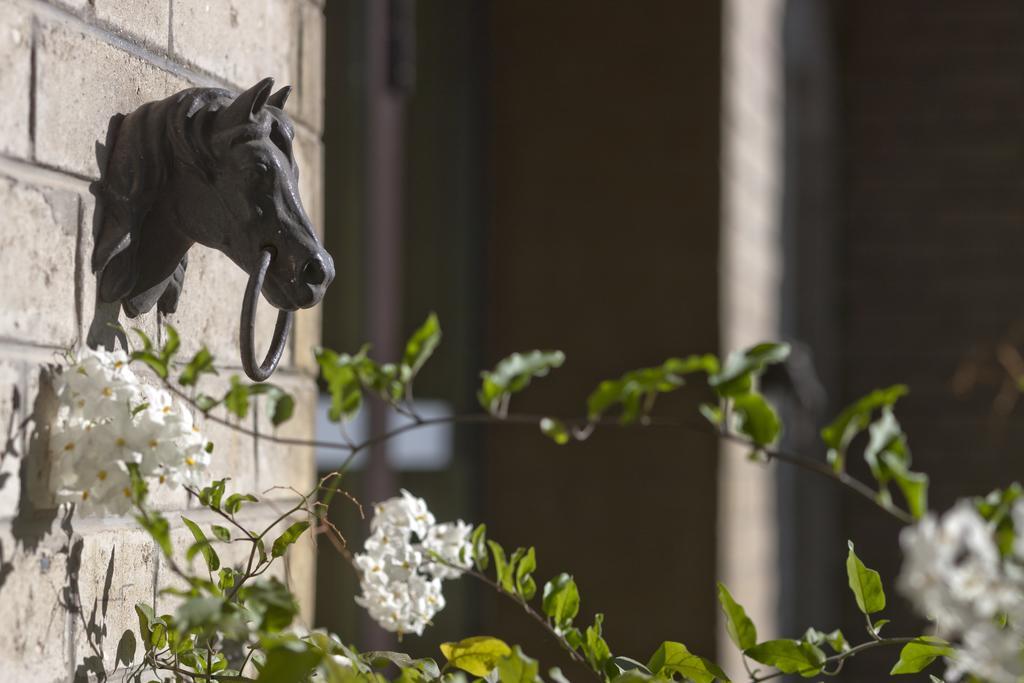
[93, 77, 334, 381]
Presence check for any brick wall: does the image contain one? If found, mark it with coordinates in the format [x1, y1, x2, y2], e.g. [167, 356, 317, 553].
[0, 0, 324, 678]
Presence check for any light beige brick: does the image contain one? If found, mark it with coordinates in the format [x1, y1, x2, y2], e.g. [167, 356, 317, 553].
[255, 375, 316, 500]
[162, 247, 289, 369]
[291, 306, 321, 373]
[0, 522, 71, 681]
[70, 523, 158, 677]
[49, 0, 91, 12]
[35, 20, 189, 177]
[0, 5, 31, 159]
[292, 128, 324, 239]
[297, 1, 324, 131]
[171, 0, 298, 90]
[0, 359, 23, 518]
[20, 357, 61, 512]
[190, 372, 259, 496]
[94, 0, 170, 50]
[290, 129, 324, 373]
[286, 525, 316, 626]
[0, 173, 79, 347]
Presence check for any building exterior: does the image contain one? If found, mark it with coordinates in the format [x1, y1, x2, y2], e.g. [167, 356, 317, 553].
[0, 0, 323, 678]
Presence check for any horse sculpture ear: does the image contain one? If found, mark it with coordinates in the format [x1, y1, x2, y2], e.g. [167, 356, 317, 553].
[217, 77, 275, 130]
[266, 85, 292, 110]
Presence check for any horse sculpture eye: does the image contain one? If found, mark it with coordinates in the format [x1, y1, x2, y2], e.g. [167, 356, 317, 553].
[255, 162, 271, 176]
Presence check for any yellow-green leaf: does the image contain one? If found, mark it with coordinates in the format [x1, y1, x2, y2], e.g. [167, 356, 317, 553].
[440, 636, 512, 677]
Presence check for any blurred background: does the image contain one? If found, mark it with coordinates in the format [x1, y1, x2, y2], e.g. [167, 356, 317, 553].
[312, 1, 1024, 680]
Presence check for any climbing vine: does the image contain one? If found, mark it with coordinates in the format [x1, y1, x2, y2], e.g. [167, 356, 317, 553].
[48, 313, 1024, 682]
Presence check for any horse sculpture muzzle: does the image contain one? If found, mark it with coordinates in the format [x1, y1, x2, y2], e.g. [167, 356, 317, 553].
[92, 77, 333, 381]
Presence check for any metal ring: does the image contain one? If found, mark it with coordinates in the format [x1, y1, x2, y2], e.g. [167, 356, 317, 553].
[240, 247, 294, 382]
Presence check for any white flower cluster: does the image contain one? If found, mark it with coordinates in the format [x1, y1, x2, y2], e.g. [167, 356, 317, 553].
[50, 347, 211, 515]
[898, 500, 1024, 683]
[353, 490, 474, 636]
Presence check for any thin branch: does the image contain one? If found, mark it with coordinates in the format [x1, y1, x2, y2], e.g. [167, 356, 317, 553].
[462, 566, 599, 678]
[161, 359, 914, 524]
[748, 636, 929, 682]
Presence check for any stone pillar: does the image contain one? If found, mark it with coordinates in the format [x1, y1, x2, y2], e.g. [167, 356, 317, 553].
[719, 0, 786, 673]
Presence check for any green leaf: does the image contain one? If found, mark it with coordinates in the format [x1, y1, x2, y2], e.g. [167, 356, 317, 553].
[647, 641, 729, 683]
[717, 583, 757, 651]
[131, 350, 168, 379]
[609, 657, 651, 676]
[471, 524, 489, 571]
[198, 479, 227, 511]
[223, 375, 250, 419]
[478, 350, 566, 415]
[587, 355, 717, 424]
[488, 541, 512, 592]
[264, 388, 295, 427]
[316, 347, 366, 422]
[271, 521, 310, 558]
[179, 347, 217, 386]
[514, 547, 537, 600]
[821, 385, 908, 471]
[440, 636, 512, 677]
[239, 577, 300, 632]
[540, 417, 571, 445]
[883, 454, 929, 520]
[182, 516, 220, 572]
[161, 324, 181, 362]
[224, 493, 258, 515]
[210, 525, 231, 542]
[364, 651, 441, 679]
[135, 603, 166, 650]
[257, 641, 322, 682]
[864, 408, 909, 481]
[542, 573, 580, 631]
[731, 393, 781, 447]
[709, 343, 789, 397]
[846, 541, 886, 614]
[217, 567, 236, 592]
[744, 640, 825, 678]
[583, 613, 612, 673]
[496, 646, 542, 683]
[402, 312, 442, 377]
[976, 484, 1023, 556]
[890, 637, 953, 675]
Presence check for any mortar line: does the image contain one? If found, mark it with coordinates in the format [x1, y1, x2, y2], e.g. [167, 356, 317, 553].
[166, 0, 174, 55]
[0, 152, 94, 190]
[74, 194, 85, 348]
[28, 12, 37, 161]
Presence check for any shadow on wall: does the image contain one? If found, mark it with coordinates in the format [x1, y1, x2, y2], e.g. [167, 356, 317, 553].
[0, 363, 134, 681]
[87, 114, 130, 355]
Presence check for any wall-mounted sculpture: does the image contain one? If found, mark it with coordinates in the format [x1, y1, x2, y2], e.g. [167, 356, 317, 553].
[92, 77, 334, 381]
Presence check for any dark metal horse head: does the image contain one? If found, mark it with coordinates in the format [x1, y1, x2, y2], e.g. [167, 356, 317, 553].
[93, 77, 334, 380]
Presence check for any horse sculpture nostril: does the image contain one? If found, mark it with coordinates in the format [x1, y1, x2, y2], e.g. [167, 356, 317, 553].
[302, 257, 328, 286]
